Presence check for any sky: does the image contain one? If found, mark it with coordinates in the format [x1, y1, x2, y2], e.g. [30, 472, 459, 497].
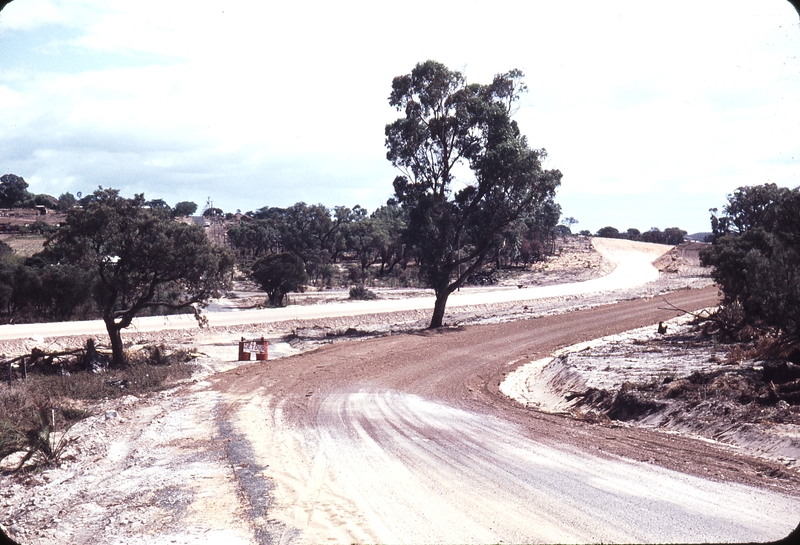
[1, 0, 799, 235]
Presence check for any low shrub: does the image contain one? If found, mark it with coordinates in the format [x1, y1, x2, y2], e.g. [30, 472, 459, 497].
[349, 285, 377, 300]
[465, 269, 498, 286]
[0, 391, 77, 472]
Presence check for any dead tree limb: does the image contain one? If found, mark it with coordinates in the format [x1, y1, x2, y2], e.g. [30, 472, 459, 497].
[657, 295, 717, 321]
[3, 345, 105, 383]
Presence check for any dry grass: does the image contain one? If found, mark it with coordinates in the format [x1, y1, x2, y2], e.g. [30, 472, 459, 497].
[0, 345, 196, 472]
[0, 236, 47, 257]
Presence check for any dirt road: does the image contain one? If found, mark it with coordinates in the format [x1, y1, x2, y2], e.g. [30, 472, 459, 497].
[3, 240, 799, 544]
[214, 285, 800, 543]
[0, 238, 669, 342]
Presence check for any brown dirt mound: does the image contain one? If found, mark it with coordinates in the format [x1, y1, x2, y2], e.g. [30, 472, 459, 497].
[653, 242, 709, 274]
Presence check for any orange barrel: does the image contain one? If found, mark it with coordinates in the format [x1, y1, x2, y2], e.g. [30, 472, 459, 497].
[238, 338, 251, 361]
[256, 337, 268, 361]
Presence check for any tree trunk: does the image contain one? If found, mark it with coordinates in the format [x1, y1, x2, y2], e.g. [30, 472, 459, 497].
[104, 317, 126, 366]
[429, 292, 449, 329]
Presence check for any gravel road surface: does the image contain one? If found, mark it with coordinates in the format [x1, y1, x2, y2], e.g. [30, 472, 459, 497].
[214, 286, 800, 544]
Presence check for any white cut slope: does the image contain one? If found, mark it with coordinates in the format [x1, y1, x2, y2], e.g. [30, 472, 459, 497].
[0, 238, 671, 340]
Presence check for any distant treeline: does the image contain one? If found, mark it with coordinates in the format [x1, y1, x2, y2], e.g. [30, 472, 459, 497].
[0, 179, 562, 325]
[588, 226, 687, 245]
[227, 196, 561, 286]
[0, 197, 559, 324]
[0, 173, 200, 217]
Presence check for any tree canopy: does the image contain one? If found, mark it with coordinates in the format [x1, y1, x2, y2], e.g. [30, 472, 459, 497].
[701, 183, 800, 354]
[251, 252, 308, 307]
[173, 201, 199, 217]
[594, 225, 687, 245]
[46, 188, 234, 365]
[596, 226, 621, 239]
[0, 174, 32, 208]
[386, 60, 562, 327]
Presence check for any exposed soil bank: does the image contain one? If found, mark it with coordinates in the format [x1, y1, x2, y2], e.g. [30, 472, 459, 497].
[502, 314, 800, 473]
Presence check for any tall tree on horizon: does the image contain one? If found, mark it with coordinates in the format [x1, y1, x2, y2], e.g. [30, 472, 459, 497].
[386, 60, 561, 328]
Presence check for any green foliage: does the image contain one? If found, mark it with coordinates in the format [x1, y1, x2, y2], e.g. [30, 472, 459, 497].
[146, 198, 171, 212]
[57, 192, 77, 211]
[47, 188, 234, 365]
[596, 226, 621, 238]
[491, 197, 561, 267]
[701, 183, 800, 346]
[0, 173, 32, 208]
[554, 225, 572, 237]
[227, 216, 281, 259]
[19, 219, 57, 235]
[251, 252, 308, 306]
[173, 201, 199, 217]
[346, 264, 363, 284]
[640, 227, 686, 245]
[349, 284, 377, 300]
[203, 207, 224, 217]
[664, 227, 687, 245]
[0, 257, 41, 318]
[594, 226, 686, 244]
[282, 203, 349, 271]
[230, 201, 408, 285]
[370, 201, 409, 275]
[386, 61, 562, 327]
[0, 250, 94, 322]
[32, 194, 58, 209]
[33, 264, 95, 320]
[709, 183, 792, 236]
[344, 207, 390, 274]
[240, 203, 352, 284]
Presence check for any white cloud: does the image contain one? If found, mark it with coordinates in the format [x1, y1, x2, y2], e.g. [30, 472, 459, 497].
[0, 0, 101, 31]
[1, 0, 799, 232]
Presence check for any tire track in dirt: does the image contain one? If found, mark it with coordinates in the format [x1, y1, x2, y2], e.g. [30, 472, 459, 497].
[214, 286, 800, 543]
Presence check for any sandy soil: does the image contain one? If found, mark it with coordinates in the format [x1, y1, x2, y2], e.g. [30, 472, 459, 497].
[2, 238, 799, 544]
[501, 314, 800, 471]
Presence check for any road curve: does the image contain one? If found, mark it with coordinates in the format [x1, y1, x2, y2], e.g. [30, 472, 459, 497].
[214, 286, 800, 544]
[0, 238, 668, 341]
[311, 391, 790, 543]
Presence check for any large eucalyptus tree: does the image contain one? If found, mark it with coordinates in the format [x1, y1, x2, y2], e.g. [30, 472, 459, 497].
[48, 188, 234, 365]
[386, 61, 562, 328]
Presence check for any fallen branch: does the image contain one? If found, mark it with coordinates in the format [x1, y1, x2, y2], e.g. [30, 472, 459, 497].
[657, 295, 717, 322]
[3, 342, 111, 384]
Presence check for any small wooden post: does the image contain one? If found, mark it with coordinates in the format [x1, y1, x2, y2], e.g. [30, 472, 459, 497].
[22, 357, 27, 380]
